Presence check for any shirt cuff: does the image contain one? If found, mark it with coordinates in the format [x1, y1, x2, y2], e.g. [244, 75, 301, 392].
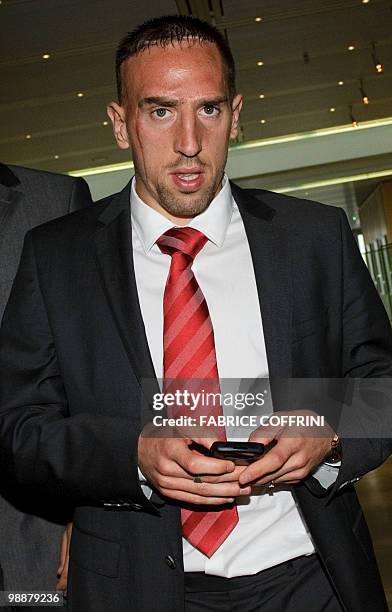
[138, 466, 153, 499]
[312, 462, 340, 489]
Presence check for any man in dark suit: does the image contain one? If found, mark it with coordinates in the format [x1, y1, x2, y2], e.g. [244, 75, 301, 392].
[0, 16, 391, 612]
[0, 163, 92, 604]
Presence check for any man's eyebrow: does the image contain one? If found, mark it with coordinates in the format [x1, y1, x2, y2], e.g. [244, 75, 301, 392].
[199, 96, 228, 106]
[138, 96, 229, 108]
[139, 96, 179, 108]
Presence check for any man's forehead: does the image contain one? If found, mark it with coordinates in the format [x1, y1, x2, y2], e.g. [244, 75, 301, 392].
[123, 39, 223, 75]
[122, 40, 227, 100]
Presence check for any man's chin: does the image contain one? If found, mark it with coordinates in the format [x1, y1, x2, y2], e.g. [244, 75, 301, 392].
[158, 184, 215, 218]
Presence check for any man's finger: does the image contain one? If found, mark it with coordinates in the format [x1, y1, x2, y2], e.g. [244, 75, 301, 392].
[174, 445, 235, 476]
[248, 431, 276, 445]
[160, 488, 236, 505]
[57, 524, 71, 576]
[239, 443, 293, 485]
[158, 475, 251, 497]
[247, 457, 310, 485]
[201, 466, 247, 483]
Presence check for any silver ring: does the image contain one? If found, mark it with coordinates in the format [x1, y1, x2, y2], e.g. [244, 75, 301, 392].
[267, 481, 275, 489]
[193, 476, 203, 484]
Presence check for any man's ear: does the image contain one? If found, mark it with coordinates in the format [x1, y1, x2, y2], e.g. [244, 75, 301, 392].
[106, 102, 130, 150]
[230, 94, 243, 140]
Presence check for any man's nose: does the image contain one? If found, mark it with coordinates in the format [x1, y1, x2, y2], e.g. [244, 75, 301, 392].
[174, 114, 202, 158]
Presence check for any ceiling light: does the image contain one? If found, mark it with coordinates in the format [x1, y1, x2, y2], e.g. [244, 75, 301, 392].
[349, 106, 358, 127]
[359, 79, 369, 104]
[77, 92, 84, 98]
[371, 43, 383, 73]
[255, 16, 262, 22]
[42, 53, 50, 60]
[259, 94, 265, 99]
[348, 45, 355, 51]
[257, 61, 264, 66]
[25, 134, 31, 139]
[338, 80, 344, 86]
[330, 107, 336, 112]
[260, 119, 266, 124]
[54, 155, 59, 160]
[362, 0, 370, 4]
[102, 121, 108, 126]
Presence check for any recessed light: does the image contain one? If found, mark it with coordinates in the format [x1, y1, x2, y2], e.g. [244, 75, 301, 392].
[257, 61, 264, 66]
[338, 80, 344, 86]
[260, 119, 266, 124]
[77, 92, 84, 98]
[102, 121, 108, 126]
[362, 0, 370, 4]
[26, 134, 31, 139]
[259, 94, 265, 99]
[330, 107, 336, 112]
[54, 155, 59, 159]
[348, 45, 355, 51]
[42, 53, 50, 60]
[255, 16, 262, 22]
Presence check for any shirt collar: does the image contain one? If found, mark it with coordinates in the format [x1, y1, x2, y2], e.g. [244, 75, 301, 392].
[130, 174, 233, 253]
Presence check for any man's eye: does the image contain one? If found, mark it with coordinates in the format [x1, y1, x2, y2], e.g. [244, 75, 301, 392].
[152, 108, 169, 118]
[201, 105, 219, 116]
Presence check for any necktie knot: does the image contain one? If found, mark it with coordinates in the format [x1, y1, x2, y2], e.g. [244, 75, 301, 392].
[157, 227, 208, 261]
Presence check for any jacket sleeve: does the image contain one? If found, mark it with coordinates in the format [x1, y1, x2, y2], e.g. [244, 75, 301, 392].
[307, 209, 392, 500]
[68, 177, 93, 213]
[0, 231, 155, 512]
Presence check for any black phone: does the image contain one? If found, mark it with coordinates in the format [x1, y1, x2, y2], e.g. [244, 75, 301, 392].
[209, 441, 268, 465]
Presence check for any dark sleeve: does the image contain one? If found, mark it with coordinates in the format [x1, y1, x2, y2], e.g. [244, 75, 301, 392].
[307, 210, 392, 500]
[331, 210, 392, 493]
[68, 177, 93, 213]
[0, 231, 154, 512]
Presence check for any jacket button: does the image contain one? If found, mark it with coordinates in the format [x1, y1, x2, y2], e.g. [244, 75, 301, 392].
[165, 555, 176, 569]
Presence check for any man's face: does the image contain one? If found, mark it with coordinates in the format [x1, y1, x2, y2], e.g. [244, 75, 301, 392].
[108, 41, 242, 223]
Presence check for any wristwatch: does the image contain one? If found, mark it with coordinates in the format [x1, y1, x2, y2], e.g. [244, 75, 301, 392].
[327, 434, 342, 464]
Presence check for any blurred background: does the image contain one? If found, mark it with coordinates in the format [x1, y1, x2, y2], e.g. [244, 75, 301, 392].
[1, 0, 392, 606]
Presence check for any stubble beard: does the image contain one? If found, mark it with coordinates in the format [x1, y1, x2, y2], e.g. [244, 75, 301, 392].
[155, 176, 222, 219]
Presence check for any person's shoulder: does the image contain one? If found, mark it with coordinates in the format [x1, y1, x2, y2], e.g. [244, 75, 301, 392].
[245, 187, 342, 221]
[242, 186, 344, 235]
[27, 191, 120, 243]
[6, 164, 83, 188]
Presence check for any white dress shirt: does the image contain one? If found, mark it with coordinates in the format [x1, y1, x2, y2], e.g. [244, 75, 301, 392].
[131, 176, 321, 577]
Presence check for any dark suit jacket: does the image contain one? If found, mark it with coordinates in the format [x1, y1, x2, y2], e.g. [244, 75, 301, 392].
[0, 180, 391, 611]
[0, 163, 92, 592]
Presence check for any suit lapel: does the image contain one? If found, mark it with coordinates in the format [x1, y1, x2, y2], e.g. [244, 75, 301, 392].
[91, 183, 159, 405]
[231, 182, 293, 378]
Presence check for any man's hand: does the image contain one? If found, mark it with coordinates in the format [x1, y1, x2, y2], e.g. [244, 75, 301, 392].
[138, 423, 251, 504]
[56, 522, 72, 592]
[239, 410, 335, 486]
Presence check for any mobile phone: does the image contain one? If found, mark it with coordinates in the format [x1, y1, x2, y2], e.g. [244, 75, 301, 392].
[209, 441, 268, 465]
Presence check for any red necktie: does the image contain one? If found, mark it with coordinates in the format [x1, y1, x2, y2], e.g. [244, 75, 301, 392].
[157, 227, 238, 557]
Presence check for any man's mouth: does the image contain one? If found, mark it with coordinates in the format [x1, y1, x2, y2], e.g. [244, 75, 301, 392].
[176, 173, 200, 181]
[170, 169, 205, 191]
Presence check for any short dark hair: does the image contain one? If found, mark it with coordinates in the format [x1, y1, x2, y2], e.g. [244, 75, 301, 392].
[115, 14, 236, 103]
